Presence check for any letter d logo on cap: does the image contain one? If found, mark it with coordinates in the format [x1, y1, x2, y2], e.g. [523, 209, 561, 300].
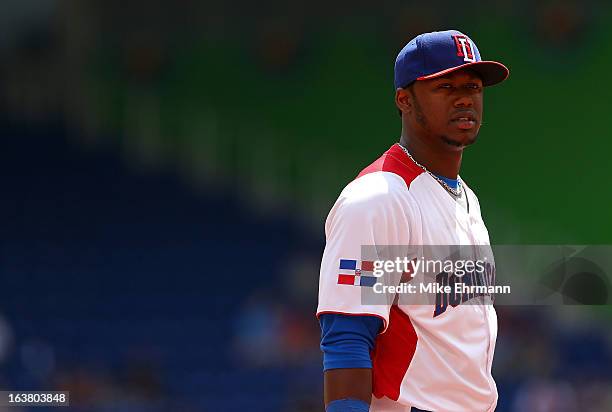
[452, 35, 476, 63]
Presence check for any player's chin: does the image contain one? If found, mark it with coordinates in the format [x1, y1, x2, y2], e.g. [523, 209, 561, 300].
[441, 131, 479, 149]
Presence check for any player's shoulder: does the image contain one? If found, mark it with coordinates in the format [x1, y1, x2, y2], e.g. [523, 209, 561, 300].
[356, 143, 424, 189]
[459, 178, 484, 214]
[461, 179, 476, 197]
[340, 171, 405, 205]
[341, 146, 423, 206]
[329, 144, 424, 222]
[327, 173, 411, 237]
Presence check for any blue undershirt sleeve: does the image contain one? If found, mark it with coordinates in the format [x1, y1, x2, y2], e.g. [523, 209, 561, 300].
[319, 313, 383, 371]
[326, 398, 370, 412]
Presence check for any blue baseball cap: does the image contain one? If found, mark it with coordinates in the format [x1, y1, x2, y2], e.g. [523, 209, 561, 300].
[394, 30, 509, 89]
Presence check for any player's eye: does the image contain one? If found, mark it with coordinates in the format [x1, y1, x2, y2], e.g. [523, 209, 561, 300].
[466, 83, 482, 90]
[438, 83, 453, 89]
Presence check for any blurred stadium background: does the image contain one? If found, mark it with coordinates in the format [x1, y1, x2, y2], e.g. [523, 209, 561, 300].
[1, 1, 612, 411]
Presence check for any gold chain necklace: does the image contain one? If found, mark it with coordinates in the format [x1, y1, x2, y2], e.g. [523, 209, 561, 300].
[396, 143, 463, 198]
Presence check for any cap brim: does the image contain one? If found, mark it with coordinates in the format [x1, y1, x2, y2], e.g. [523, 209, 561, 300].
[416, 61, 509, 87]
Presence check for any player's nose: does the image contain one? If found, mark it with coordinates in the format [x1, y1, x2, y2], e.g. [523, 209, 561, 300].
[453, 95, 474, 108]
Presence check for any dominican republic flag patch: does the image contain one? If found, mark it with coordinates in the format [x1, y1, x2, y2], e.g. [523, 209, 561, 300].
[337, 259, 377, 287]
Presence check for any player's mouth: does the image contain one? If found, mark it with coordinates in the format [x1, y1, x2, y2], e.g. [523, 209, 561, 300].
[450, 112, 478, 130]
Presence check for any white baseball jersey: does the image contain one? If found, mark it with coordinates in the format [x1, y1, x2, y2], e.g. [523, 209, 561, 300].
[317, 143, 498, 412]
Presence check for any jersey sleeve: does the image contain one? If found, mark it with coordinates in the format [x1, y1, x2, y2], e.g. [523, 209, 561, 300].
[316, 173, 415, 332]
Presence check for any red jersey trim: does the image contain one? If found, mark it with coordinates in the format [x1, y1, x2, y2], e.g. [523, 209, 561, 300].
[356, 143, 424, 188]
[371, 305, 418, 401]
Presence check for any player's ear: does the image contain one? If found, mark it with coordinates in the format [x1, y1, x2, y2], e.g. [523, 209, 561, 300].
[395, 88, 412, 115]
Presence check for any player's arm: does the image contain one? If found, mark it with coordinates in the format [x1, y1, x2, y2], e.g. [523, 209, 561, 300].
[317, 175, 411, 411]
[320, 313, 383, 410]
[324, 368, 372, 406]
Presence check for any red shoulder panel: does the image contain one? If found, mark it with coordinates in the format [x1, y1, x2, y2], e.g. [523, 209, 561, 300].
[356, 143, 424, 188]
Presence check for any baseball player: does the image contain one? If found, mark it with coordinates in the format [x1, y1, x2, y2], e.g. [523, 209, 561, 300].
[317, 30, 509, 412]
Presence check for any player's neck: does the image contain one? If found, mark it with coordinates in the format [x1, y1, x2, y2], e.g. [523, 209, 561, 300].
[399, 135, 462, 179]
